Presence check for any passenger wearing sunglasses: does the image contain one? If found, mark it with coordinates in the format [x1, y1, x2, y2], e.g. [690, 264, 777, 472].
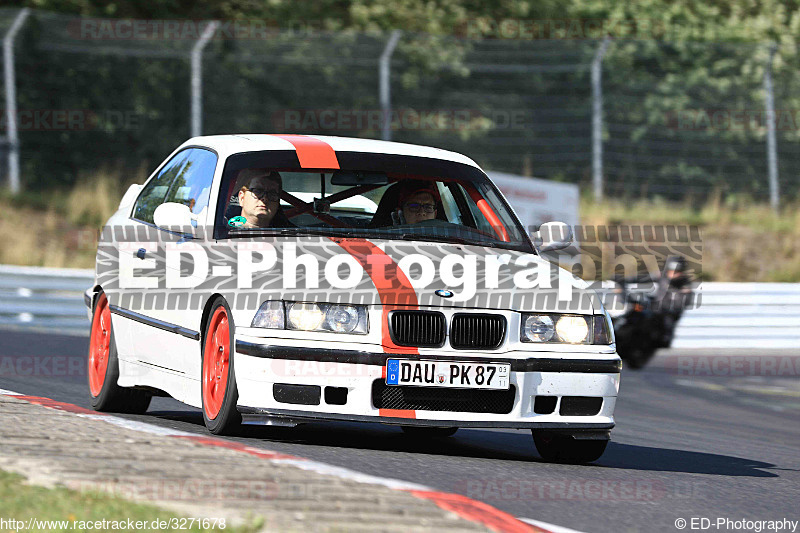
[396, 185, 439, 225]
[236, 169, 293, 228]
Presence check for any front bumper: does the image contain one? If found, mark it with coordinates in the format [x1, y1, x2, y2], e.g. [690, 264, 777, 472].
[233, 336, 621, 431]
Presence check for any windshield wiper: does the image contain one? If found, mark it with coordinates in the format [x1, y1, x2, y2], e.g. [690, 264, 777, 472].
[228, 227, 528, 251]
[229, 227, 372, 239]
[396, 233, 489, 247]
[398, 232, 531, 251]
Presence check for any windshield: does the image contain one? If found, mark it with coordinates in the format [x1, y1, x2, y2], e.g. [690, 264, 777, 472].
[215, 151, 533, 253]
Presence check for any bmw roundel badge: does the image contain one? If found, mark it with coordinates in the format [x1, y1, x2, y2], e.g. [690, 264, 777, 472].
[435, 289, 454, 298]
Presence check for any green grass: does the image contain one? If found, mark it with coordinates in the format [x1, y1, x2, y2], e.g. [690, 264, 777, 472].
[0, 469, 263, 532]
[581, 194, 800, 234]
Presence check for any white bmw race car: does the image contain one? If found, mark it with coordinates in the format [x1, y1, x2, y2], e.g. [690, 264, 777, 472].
[85, 134, 621, 463]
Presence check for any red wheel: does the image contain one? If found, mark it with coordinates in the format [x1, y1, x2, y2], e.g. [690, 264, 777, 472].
[202, 306, 230, 420]
[88, 293, 111, 397]
[201, 297, 240, 434]
[88, 290, 151, 414]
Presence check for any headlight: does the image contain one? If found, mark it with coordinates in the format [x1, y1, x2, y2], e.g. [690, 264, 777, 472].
[325, 305, 362, 333]
[252, 301, 368, 335]
[555, 315, 589, 343]
[288, 302, 325, 331]
[521, 314, 610, 345]
[251, 301, 285, 329]
[522, 314, 554, 342]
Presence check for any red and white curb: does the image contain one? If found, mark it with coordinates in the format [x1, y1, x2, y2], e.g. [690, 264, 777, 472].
[519, 519, 584, 533]
[0, 388, 578, 533]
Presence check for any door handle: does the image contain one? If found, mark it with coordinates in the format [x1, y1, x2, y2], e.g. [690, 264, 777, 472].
[135, 248, 146, 260]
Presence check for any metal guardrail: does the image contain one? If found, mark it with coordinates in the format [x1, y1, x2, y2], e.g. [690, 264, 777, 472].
[598, 282, 800, 349]
[671, 283, 800, 349]
[1, 264, 799, 348]
[0, 264, 94, 334]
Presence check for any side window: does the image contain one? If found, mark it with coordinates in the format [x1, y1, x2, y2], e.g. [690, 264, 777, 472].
[438, 184, 463, 225]
[164, 149, 217, 215]
[132, 149, 217, 224]
[471, 202, 499, 235]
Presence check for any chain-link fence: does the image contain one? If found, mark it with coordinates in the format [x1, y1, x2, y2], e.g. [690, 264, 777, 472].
[1, 8, 798, 204]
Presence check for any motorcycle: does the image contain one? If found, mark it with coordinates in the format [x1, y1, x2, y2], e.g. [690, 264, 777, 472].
[607, 256, 694, 369]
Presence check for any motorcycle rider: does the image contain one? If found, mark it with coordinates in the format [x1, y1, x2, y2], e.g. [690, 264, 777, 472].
[654, 256, 693, 347]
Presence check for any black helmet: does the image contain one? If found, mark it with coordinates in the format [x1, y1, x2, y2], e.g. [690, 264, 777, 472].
[664, 256, 687, 273]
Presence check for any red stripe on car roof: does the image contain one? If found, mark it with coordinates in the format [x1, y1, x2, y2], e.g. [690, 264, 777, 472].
[272, 134, 340, 169]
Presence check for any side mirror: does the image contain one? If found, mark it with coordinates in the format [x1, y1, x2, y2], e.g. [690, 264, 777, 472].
[533, 221, 573, 253]
[153, 202, 195, 234]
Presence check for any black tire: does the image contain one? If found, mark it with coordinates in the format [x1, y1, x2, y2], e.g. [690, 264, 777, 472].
[401, 426, 458, 438]
[89, 292, 152, 414]
[532, 431, 608, 464]
[201, 297, 241, 435]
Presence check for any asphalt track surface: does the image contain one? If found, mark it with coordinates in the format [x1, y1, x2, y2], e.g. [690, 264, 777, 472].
[1, 329, 798, 533]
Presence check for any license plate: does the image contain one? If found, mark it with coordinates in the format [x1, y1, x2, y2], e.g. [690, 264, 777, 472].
[385, 359, 510, 390]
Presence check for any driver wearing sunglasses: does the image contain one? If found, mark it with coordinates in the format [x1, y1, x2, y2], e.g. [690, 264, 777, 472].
[237, 169, 292, 228]
[396, 185, 439, 225]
